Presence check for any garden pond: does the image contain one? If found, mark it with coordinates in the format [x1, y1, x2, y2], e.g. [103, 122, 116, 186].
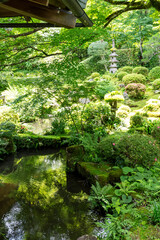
[0, 149, 100, 240]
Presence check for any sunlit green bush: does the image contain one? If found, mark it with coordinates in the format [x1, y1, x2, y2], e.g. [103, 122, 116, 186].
[118, 66, 133, 73]
[0, 106, 19, 124]
[149, 67, 160, 81]
[152, 79, 160, 90]
[99, 133, 159, 168]
[132, 66, 149, 76]
[95, 80, 116, 99]
[117, 71, 128, 81]
[122, 73, 146, 84]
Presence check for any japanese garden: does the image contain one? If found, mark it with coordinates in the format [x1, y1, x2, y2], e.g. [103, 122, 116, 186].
[0, 0, 160, 239]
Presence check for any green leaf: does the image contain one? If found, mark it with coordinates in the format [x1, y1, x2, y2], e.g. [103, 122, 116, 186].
[122, 167, 134, 175]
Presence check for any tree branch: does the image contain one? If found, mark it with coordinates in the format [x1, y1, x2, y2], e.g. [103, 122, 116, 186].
[0, 52, 62, 70]
[5, 27, 44, 39]
[103, 0, 151, 27]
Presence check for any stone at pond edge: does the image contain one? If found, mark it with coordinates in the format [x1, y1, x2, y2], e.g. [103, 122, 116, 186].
[77, 235, 97, 240]
[66, 145, 84, 172]
[77, 162, 122, 186]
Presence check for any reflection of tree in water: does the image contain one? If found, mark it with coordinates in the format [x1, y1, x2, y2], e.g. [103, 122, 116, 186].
[0, 153, 96, 240]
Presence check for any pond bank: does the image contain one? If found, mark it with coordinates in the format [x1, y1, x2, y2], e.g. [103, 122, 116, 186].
[0, 149, 100, 240]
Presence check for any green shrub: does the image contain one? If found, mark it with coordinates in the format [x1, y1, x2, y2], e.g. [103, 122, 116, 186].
[125, 83, 146, 99]
[152, 202, 160, 224]
[99, 133, 159, 168]
[0, 122, 16, 133]
[152, 79, 160, 90]
[117, 71, 128, 81]
[151, 125, 160, 143]
[116, 105, 131, 119]
[91, 72, 100, 79]
[95, 80, 116, 99]
[98, 134, 123, 163]
[122, 73, 146, 85]
[49, 119, 66, 135]
[0, 79, 8, 92]
[132, 66, 149, 76]
[149, 67, 160, 81]
[0, 106, 19, 124]
[119, 66, 133, 73]
[130, 114, 144, 127]
[115, 134, 159, 168]
[143, 99, 160, 112]
[0, 131, 16, 157]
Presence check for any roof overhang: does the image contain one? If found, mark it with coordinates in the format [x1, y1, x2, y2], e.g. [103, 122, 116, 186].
[0, 0, 93, 28]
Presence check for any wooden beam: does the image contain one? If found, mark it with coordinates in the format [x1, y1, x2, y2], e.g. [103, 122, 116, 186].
[0, 0, 76, 28]
[29, 0, 49, 7]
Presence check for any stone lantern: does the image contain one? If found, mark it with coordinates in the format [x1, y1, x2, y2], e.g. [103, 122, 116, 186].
[104, 91, 124, 120]
[109, 39, 118, 74]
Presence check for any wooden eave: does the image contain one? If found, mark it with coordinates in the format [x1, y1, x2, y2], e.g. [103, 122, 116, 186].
[0, 0, 77, 28]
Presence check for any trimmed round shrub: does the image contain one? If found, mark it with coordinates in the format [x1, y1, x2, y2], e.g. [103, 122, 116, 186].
[130, 114, 144, 127]
[149, 67, 160, 81]
[152, 79, 160, 90]
[118, 105, 131, 113]
[122, 73, 146, 84]
[95, 80, 116, 99]
[119, 66, 133, 73]
[116, 109, 128, 119]
[132, 66, 149, 77]
[143, 99, 160, 112]
[98, 134, 123, 162]
[99, 133, 159, 167]
[0, 106, 19, 124]
[151, 125, 160, 143]
[125, 83, 146, 99]
[91, 72, 100, 79]
[117, 71, 128, 81]
[115, 134, 159, 168]
[116, 105, 131, 119]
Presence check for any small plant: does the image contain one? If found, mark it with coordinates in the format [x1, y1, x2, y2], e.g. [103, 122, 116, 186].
[115, 180, 137, 204]
[88, 181, 114, 211]
[97, 214, 133, 240]
[122, 73, 146, 84]
[125, 83, 146, 99]
[132, 66, 149, 76]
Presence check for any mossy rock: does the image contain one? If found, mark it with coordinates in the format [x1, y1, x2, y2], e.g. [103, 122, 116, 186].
[76, 162, 123, 186]
[108, 169, 123, 184]
[13, 133, 69, 150]
[66, 145, 84, 172]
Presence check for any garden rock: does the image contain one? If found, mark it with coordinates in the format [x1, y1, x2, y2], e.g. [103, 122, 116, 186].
[154, 90, 160, 94]
[123, 91, 129, 99]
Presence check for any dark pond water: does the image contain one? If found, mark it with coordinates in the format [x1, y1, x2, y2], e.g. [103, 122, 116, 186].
[0, 150, 99, 240]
